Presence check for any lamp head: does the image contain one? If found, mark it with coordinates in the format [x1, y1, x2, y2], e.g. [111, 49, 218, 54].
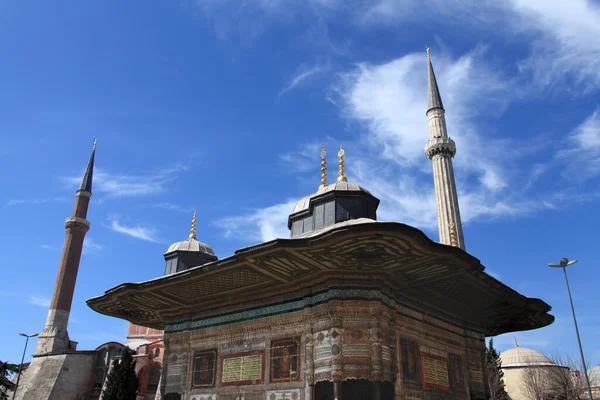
[548, 258, 578, 268]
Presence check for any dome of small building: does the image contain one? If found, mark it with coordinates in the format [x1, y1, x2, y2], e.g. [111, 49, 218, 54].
[292, 181, 375, 214]
[500, 346, 556, 368]
[589, 364, 600, 386]
[164, 238, 215, 256]
[163, 211, 218, 275]
[288, 147, 380, 238]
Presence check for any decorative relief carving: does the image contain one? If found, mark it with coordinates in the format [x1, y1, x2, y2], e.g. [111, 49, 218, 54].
[449, 353, 465, 392]
[315, 346, 331, 360]
[302, 235, 429, 270]
[192, 349, 217, 388]
[162, 267, 270, 300]
[271, 337, 300, 382]
[266, 389, 301, 400]
[401, 339, 421, 386]
[342, 344, 370, 357]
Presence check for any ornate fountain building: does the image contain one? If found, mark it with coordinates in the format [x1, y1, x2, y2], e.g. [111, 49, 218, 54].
[87, 51, 554, 400]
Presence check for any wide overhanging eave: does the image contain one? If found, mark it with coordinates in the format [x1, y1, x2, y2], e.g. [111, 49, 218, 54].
[86, 220, 553, 335]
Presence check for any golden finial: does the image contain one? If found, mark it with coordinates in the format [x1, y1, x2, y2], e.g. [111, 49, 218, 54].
[93, 138, 97, 151]
[449, 222, 457, 246]
[319, 145, 327, 189]
[337, 146, 347, 183]
[426, 47, 431, 62]
[189, 209, 197, 240]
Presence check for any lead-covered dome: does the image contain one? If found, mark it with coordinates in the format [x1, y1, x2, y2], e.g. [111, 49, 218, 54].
[288, 147, 380, 238]
[163, 211, 218, 275]
[292, 181, 375, 214]
[165, 238, 215, 255]
[500, 346, 555, 368]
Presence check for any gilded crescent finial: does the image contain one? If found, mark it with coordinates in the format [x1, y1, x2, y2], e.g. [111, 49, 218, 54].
[337, 146, 347, 183]
[93, 138, 97, 151]
[319, 145, 327, 189]
[426, 47, 431, 62]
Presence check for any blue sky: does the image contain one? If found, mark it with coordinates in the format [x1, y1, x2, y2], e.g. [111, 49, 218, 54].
[1, 0, 600, 369]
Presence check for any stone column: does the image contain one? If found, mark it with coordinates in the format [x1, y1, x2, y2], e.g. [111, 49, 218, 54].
[333, 381, 343, 400]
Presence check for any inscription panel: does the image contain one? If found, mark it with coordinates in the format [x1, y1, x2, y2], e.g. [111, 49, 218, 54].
[221, 351, 265, 386]
[421, 353, 449, 391]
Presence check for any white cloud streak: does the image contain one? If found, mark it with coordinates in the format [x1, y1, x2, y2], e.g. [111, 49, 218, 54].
[216, 200, 297, 242]
[5, 197, 66, 207]
[29, 296, 50, 307]
[153, 202, 195, 213]
[557, 109, 600, 179]
[83, 237, 103, 254]
[64, 164, 188, 198]
[108, 218, 160, 243]
[278, 61, 330, 98]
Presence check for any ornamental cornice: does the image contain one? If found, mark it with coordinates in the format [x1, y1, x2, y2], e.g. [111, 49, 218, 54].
[425, 137, 456, 159]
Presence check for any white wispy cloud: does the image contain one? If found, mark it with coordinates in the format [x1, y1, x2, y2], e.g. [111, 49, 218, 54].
[5, 197, 66, 207]
[153, 202, 195, 213]
[278, 142, 324, 173]
[216, 200, 297, 242]
[557, 109, 600, 179]
[29, 296, 50, 307]
[509, 0, 600, 92]
[108, 217, 161, 243]
[63, 164, 188, 198]
[278, 60, 331, 98]
[40, 244, 53, 250]
[83, 237, 103, 254]
[217, 48, 555, 240]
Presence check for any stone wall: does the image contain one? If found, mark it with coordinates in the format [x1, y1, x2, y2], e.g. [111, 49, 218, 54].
[14, 351, 96, 400]
[160, 297, 488, 400]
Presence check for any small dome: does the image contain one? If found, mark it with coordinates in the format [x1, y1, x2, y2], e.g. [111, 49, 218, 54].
[500, 346, 555, 368]
[589, 364, 600, 386]
[165, 238, 215, 256]
[292, 181, 374, 214]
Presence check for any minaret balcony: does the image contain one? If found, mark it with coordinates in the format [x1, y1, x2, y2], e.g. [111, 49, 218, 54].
[425, 137, 456, 159]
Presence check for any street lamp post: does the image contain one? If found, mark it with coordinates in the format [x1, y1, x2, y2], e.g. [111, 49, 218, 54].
[12, 333, 38, 400]
[548, 258, 594, 400]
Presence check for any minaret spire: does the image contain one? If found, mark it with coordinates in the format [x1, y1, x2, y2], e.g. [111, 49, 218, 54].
[424, 50, 465, 250]
[79, 138, 96, 193]
[36, 140, 95, 354]
[426, 47, 444, 111]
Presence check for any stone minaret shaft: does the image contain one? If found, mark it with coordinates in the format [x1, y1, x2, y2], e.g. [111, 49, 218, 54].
[36, 142, 95, 354]
[424, 52, 465, 250]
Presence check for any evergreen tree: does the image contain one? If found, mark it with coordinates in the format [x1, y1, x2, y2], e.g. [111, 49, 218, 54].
[0, 361, 19, 400]
[102, 349, 139, 400]
[486, 338, 509, 400]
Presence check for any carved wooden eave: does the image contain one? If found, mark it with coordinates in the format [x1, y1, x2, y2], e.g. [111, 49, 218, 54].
[86, 219, 554, 337]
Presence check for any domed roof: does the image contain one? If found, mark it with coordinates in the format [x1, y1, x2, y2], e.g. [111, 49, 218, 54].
[164, 210, 215, 256]
[292, 181, 375, 214]
[500, 346, 556, 368]
[589, 364, 600, 386]
[165, 237, 215, 256]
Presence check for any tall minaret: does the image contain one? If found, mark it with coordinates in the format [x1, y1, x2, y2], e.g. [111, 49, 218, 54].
[36, 140, 96, 354]
[424, 49, 465, 250]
